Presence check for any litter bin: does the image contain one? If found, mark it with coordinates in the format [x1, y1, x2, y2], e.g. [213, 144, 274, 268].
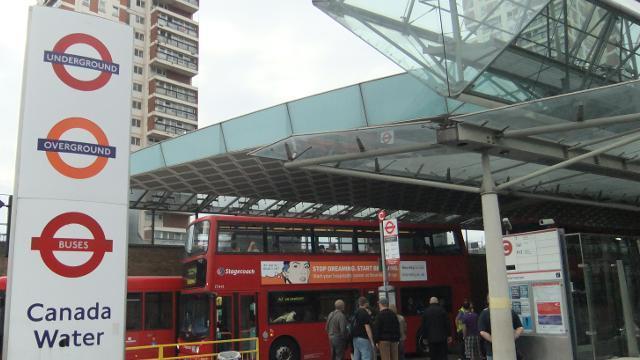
[218, 350, 242, 360]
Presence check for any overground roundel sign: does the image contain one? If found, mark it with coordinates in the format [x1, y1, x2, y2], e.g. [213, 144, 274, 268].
[31, 212, 113, 278]
[44, 33, 119, 91]
[37, 117, 116, 179]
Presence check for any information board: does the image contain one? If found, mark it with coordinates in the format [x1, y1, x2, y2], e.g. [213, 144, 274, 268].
[504, 229, 563, 282]
[510, 283, 533, 332]
[533, 282, 567, 334]
[3, 7, 132, 359]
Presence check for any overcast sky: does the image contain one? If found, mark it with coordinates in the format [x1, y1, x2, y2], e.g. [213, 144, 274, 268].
[0, 0, 401, 210]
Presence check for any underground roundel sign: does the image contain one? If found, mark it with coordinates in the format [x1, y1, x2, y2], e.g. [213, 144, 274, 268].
[31, 212, 113, 278]
[37, 117, 116, 179]
[44, 33, 119, 91]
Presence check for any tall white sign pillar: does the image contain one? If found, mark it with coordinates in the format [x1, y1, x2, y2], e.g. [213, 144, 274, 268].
[3, 7, 132, 359]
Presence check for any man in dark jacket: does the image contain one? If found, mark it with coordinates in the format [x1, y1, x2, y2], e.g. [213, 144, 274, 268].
[373, 297, 400, 360]
[421, 297, 451, 360]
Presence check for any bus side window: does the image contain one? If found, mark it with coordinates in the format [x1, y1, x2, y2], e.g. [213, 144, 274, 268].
[267, 227, 312, 253]
[218, 224, 264, 253]
[431, 231, 461, 254]
[356, 234, 380, 254]
[315, 227, 354, 253]
[145, 292, 173, 330]
[126, 293, 142, 330]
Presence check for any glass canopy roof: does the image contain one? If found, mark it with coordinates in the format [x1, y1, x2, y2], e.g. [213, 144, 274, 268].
[314, 0, 640, 103]
[252, 79, 640, 208]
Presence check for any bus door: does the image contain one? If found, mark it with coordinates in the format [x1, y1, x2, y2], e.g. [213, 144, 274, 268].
[215, 293, 258, 354]
[236, 293, 258, 353]
[364, 288, 379, 315]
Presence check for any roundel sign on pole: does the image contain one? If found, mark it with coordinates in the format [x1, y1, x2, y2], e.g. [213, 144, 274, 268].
[383, 219, 398, 237]
[37, 117, 116, 179]
[31, 212, 113, 278]
[44, 33, 120, 91]
[377, 210, 387, 222]
[503, 240, 513, 256]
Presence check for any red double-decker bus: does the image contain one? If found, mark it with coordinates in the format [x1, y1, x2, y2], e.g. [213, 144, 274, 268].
[177, 215, 470, 359]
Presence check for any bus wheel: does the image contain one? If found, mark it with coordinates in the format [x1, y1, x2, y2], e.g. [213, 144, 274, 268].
[270, 337, 300, 360]
[416, 333, 430, 356]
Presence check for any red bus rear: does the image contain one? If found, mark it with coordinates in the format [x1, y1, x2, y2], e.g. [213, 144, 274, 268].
[125, 276, 182, 359]
[177, 215, 470, 359]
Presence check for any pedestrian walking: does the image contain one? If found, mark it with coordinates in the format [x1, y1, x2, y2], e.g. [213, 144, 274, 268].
[352, 296, 375, 360]
[325, 299, 349, 360]
[373, 297, 400, 360]
[478, 295, 524, 360]
[389, 304, 407, 360]
[421, 297, 451, 360]
[461, 303, 481, 360]
[455, 299, 469, 360]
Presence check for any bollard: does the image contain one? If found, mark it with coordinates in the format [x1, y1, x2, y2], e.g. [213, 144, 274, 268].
[218, 350, 242, 360]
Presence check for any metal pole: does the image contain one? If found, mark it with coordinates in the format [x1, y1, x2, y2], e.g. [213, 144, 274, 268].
[563, 0, 570, 91]
[497, 131, 640, 191]
[4, 195, 12, 258]
[616, 260, 640, 357]
[151, 209, 156, 246]
[302, 165, 480, 194]
[480, 152, 517, 359]
[379, 221, 389, 300]
[501, 112, 640, 138]
[449, 0, 464, 84]
[581, 264, 598, 360]
[283, 142, 439, 169]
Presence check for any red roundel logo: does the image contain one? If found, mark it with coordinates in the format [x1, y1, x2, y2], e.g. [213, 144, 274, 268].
[31, 212, 113, 278]
[44, 33, 120, 91]
[384, 221, 396, 235]
[37, 117, 115, 179]
[503, 240, 513, 256]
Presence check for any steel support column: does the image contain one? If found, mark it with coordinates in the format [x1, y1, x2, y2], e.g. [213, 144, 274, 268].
[480, 152, 517, 359]
[616, 260, 640, 357]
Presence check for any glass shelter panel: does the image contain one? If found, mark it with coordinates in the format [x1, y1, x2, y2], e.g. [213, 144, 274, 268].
[314, 0, 551, 97]
[565, 233, 640, 359]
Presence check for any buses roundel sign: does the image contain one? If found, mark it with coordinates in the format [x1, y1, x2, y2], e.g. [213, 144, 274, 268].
[31, 212, 113, 278]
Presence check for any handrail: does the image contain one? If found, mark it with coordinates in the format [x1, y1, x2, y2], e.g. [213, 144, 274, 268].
[126, 337, 259, 360]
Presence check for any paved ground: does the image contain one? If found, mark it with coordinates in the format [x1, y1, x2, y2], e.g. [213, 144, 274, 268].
[406, 355, 460, 360]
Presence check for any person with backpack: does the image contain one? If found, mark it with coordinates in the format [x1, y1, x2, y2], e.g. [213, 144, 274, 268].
[325, 299, 349, 360]
[352, 296, 375, 360]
